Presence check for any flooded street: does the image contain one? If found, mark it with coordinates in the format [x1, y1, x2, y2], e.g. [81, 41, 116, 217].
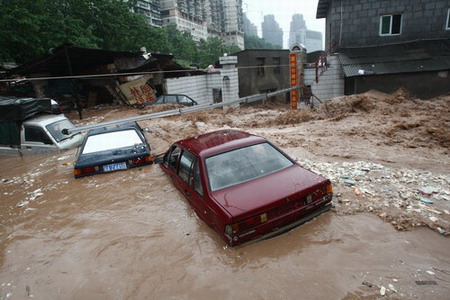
[1, 90, 450, 299]
[1, 151, 450, 299]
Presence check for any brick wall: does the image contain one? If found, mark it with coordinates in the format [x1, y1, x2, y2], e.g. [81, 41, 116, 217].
[325, 0, 450, 48]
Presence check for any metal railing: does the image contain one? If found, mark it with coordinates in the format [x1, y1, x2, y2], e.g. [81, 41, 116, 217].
[315, 42, 337, 83]
[65, 86, 301, 134]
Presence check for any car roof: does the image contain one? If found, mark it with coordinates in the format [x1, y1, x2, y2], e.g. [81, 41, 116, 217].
[176, 129, 266, 158]
[23, 114, 69, 127]
[86, 121, 140, 136]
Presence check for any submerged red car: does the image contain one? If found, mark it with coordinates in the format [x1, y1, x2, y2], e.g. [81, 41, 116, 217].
[160, 129, 333, 246]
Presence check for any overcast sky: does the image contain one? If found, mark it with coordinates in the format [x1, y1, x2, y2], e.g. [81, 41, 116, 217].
[242, 0, 325, 48]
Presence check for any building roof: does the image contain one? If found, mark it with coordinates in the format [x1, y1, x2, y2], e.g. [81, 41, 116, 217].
[337, 39, 450, 77]
[10, 44, 179, 77]
[316, 0, 331, 19]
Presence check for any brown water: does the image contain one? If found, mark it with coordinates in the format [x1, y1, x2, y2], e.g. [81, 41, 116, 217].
[1, 152, 450, 299]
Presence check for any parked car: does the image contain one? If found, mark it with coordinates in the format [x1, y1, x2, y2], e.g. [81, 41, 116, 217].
[144, 94, 198, 107]
[74, 122, 153, 178]
[160, 129, 333, 246]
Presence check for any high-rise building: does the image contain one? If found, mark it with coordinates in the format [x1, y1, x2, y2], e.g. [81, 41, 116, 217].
[243, 13, 258, 37]
[288, 13, 323, 52]
[159, 0, 208, 42]
[289, 14, 306, 48]
[220, 0, 244, 48]
[155, 0, 244, 49]
[261, 15, 283, 48]
[133, 0, 163, 27]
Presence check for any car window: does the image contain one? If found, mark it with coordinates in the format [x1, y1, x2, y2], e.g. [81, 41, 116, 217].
[46, 119, 75, 142]
[82, 129, 143, 154]
[168, 146, 181, 170]
[24, 126, 53, 144]
[190, 159, 203, 196]
[165, 95, 178, 104]
[178, 150, 195, 183]
[178, 96, 192, 105]
[205, 142, 293, 191]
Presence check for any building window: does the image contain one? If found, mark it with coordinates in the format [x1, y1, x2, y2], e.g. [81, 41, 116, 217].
[256, 57, 265, 76]
[447, 8, 450, 30]
[273, 57, 281, 74]
[380, 14, 402, 35]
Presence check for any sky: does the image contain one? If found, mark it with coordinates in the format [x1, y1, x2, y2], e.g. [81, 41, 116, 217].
[242, 0, 325, 49]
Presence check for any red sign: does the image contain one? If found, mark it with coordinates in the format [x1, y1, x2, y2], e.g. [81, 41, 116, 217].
[290, 53, 298, 109]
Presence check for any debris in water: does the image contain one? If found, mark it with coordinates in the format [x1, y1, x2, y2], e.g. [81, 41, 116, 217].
[344, 179, 356, 186]
[415, 280, 437, 285]
[429, 216, 438, 222]
[418, 186, 439, 195]
[380, 285, 386, 296]
[419, 198, 434, 204]
[388, 283, 397, 293]
[426, 270, 435, 275]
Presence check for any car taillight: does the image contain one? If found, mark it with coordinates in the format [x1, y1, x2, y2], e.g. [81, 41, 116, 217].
[225, 213, 268, 235]
[74, 166, 100, 177]
[326, 184, 333, 194]
[128, 155, 154, 166]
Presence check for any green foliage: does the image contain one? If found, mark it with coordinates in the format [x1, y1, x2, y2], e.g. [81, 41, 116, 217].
[164, 24, 198, 62]
[0, 0, 170, 63]
[244, 35, 282, 50]
[0, 0, 242, 68]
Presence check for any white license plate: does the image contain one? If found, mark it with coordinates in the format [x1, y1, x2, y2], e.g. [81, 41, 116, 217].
[103, 162, 127, 172]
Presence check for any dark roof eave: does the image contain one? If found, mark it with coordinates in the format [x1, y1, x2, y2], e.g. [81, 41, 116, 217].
[316, 0, 330, 19]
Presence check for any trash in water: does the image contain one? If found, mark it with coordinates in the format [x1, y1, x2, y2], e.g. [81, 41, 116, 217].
[415, 280, 437, 285]
[419, 198, 434, 204]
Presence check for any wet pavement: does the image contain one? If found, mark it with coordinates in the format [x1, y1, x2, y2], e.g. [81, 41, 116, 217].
[1, 152, 450, 299]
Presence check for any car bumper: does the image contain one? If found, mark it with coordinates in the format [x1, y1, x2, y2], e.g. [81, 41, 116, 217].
[226, 197, 333, 247]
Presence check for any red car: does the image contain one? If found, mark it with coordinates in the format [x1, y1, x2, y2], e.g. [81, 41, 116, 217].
[160, 130, 333, 246]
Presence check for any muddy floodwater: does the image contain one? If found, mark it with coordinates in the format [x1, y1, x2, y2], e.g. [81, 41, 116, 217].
[1, 151, 449, 300]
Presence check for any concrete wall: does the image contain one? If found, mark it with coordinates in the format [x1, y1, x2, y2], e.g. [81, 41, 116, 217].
[345, 70, 450, 99]
[164, 56, 240, 105]
[236, 49, 290, 102]
[324, 0, 450, 48]
[304, 55, 345, 103]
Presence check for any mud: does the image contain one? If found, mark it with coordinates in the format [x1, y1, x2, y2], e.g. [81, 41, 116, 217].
[1, 90, 449, 299]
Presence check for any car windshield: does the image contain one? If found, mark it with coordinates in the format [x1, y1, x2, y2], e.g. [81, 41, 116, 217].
[46, 119, 76, 142]
[205, 142, 293, 191]
[82, 129, 143, 154]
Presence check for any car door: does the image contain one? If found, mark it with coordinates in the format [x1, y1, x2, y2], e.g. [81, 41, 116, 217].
[164, 145, 182, 189]
[178, 150, 220, 225]
[21, 125, 58, 154]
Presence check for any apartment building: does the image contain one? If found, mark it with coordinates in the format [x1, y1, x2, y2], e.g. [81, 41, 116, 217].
[133, 0, 163, 27]
[157, 0, 244, 49]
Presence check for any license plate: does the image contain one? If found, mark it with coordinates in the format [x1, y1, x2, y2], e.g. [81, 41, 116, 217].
[103, 162, 127, 172]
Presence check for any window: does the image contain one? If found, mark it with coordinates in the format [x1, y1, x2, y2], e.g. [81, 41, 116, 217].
[256, 57, 265, 76]
[24, 126, 53, 144]
[380, 14, 402, 35]
[82, 130, 143, 154]
[205, 142, 293, 191]
[167, 146, 181, 170]
[178, 150, 194, 183]
[447, 8, 450, 30]
[190, 159, 203, 196]
[273, 57, 281, 74]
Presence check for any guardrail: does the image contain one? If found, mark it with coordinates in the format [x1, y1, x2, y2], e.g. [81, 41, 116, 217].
[64, 86, 300, 135]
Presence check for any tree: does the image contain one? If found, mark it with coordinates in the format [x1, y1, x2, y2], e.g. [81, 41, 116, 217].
[244, 35, 282, 50]
[164, 24, 197, 62]
[0, 0, 170, 63]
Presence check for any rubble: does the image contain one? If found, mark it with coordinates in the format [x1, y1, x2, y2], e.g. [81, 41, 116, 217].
[296, 159, 450, 234]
